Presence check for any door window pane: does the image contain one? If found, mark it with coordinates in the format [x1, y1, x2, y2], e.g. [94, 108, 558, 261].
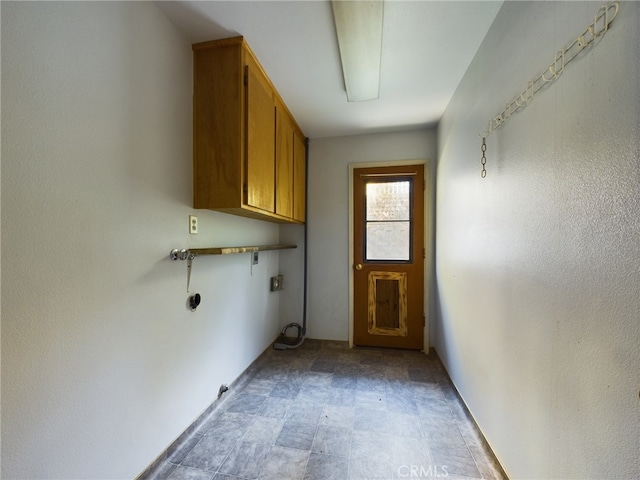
[366, 182, 410, 220]
[365, 180, 411, 261]
[366, 222, 410, 260]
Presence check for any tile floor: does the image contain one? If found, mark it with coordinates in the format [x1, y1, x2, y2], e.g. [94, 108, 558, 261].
[145, 340, 506, 480]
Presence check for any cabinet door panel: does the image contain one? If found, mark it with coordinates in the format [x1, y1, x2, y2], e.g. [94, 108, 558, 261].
[293, 132, 306, 222]
[276, 107, 294, 218]
[245, 64, 275, 213]
[193, 43, 243, 209]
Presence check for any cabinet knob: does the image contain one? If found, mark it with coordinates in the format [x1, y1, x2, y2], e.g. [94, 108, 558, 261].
[355, 263, 363, 271]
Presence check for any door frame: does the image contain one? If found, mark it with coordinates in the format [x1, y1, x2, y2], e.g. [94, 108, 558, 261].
[348, 159, 432, 351]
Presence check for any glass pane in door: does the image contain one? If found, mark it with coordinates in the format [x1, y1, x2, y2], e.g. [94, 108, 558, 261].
[365, 180, 411, 261]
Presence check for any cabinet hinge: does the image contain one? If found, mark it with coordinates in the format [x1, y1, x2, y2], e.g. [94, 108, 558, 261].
[243, 183, 248, 194]
[423, 315, 426, 327]
[423, 248, 426, 259]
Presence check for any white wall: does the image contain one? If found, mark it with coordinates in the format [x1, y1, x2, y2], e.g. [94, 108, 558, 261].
[279, 223, 306, 332]
[1, 2, 285, 478]
[306, 130, 437, 342]
[436, 2, 640, 479]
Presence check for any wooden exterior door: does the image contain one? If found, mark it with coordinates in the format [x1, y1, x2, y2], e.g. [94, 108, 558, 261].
[353, 165, 424, 350]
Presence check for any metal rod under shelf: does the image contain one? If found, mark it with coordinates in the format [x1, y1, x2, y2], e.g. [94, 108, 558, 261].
[191, 244, 296, 256]
[170, 244, 296, 260]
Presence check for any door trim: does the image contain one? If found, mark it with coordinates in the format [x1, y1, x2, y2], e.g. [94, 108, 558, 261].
[348, 159, 431, 352]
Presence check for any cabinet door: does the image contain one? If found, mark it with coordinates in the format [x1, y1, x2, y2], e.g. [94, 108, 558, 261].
[293, 131, 306, 222]
[245, 63, 275, 213]
[275, 106, 294, 218]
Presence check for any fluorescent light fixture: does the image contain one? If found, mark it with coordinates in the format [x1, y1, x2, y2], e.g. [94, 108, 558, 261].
[331, 0, 384, 102]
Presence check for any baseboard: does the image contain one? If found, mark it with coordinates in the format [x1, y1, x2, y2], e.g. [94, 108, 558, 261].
[430, 347, 510, 480]
[136, 340, 275, 480]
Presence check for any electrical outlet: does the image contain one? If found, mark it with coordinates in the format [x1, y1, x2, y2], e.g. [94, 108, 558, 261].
[252, 251, 259, 265]
[270, 275, 284, 291]
[189, 215, 198, 234]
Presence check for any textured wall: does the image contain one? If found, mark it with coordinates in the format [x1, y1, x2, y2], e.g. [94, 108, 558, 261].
[306, 130, 436, 342]
[436, 2, 640, 478]
[1, 2, 283, 478]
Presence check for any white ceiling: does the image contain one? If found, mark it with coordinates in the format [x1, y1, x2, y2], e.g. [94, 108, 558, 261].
[157, 1, 503, 139]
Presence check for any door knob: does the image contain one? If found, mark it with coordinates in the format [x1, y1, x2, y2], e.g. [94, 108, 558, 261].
[355, 263, 363, 270]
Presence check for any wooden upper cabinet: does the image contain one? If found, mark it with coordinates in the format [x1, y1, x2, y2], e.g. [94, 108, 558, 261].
[192, 36, 306, 224]
[245, 58, 275, 213]
[293, 131, 306, 222]
[275, 101, 294, 219]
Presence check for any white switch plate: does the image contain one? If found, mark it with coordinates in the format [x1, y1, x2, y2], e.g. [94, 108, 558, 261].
[189, 215, 198, 234]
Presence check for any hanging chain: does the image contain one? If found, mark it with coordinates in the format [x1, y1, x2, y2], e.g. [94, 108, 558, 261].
[481, 137, 487, 178]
